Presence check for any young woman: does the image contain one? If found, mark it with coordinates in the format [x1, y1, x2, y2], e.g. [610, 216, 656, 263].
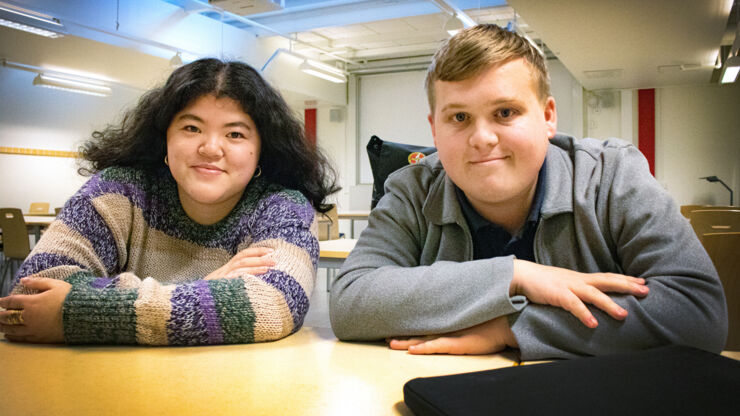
[0, 58, 339, 345]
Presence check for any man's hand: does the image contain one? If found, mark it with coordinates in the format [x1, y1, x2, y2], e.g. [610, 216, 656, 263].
[205, 247, 275, 280]
[511, 260, 649, 328]
[387, 316, 517, 355]
[0, 277, 71, 343]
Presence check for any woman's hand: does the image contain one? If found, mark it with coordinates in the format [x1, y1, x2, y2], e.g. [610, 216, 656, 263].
[510, 260, 649, 328]
[205, 247, 276, 280]
[0, 277, 71, 343]
[387, 316, 517, 355]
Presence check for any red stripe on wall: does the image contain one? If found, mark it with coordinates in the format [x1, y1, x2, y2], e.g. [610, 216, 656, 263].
[638, 89, 655, 176]
[305, 108, 317, 145]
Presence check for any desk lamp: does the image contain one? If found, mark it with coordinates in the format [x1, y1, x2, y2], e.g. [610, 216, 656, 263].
[700, 176, 734, 205]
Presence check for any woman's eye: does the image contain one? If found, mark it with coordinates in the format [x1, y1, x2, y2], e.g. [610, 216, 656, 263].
[184, 125, 199, 133]
[453, 113, 467, 122]
[227, 132, 245, 139]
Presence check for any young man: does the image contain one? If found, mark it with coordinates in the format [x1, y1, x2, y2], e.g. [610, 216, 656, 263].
[329, 24, 727, 360]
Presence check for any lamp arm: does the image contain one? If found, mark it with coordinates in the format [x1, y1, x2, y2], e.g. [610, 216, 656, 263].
[717, 179, 734, 205]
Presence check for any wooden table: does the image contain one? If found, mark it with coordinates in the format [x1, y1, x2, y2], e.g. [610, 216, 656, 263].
[338, 210, 370, 238]
[0, 326, 518, 415]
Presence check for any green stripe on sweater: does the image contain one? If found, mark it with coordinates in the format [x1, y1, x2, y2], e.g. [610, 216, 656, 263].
[63, 272, 138, 344]
[209, 279, 256, 343]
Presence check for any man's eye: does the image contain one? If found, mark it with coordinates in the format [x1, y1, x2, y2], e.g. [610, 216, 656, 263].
[498, 109, 514, 118]
[454, 113, 467, 122]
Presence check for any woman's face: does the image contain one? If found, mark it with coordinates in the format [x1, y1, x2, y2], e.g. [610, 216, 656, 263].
[166, 94, 261, 225]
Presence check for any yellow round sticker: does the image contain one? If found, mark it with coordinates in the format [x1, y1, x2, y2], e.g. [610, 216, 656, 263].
[408, 152, 426, 164]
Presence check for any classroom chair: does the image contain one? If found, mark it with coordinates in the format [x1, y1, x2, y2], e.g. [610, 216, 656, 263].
[366, 135, 436, 209]
[680, 204, 705, 218]
[28, 202, 50, 215]
[701, 232, 740, 351]
[689, 210, 740, 242]
[0, 208, 31, 296]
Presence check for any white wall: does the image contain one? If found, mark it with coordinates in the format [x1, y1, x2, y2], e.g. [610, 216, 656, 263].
[0, 61, 144, 210]
[656, 82, 740, 206]
[548, 59, 583, 138]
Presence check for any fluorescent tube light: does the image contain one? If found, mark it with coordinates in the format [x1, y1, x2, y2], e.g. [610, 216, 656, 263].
[0, 3, 65, 38]
[299, 60, 347, 83]
[33, 74, 112, 97]
[720, 55, 740, 84]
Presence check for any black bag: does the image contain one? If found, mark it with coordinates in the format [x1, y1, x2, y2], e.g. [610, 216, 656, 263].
[366, 135, 436, 208]
[403, 345, 740, 416]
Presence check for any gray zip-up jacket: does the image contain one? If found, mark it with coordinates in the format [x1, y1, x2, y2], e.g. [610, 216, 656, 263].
[330, 135, 727, 360]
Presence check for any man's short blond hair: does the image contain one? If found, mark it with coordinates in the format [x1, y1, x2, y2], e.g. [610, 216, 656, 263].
[425, 24, 551, 111]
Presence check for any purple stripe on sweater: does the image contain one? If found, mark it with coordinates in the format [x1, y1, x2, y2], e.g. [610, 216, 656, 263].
[261, 193, 316, 226]
[194, 280, 224, 344]
[91, 277, 115, 289]
[16, 252, 85, 282]
[81, 174, 150, 210]
[57, 194, 119, 272]
[259, 270, 310, 328]
[250, 195, 319, 268]
[167, 283, 209, 345]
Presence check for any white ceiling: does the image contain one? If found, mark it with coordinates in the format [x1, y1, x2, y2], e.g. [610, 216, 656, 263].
[508, 0, 735, 90]
[2, 0, 736, 92]
[224, 0, 737, 89]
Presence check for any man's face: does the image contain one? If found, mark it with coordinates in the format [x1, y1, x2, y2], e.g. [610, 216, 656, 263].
[429, 58, 557, 216]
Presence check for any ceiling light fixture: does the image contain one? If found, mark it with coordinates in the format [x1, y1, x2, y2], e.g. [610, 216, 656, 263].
[720, 6, 740, 84]
[444, 14, 464, 36]
[720, 55, 740, 83]
[261, 48, 348, 83]
[299, 60, 347, 83]
[33, 74, 112, 97]
[0, 2, 66, 38]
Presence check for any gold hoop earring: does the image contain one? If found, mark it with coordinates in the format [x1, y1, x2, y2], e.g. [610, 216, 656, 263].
[164, 155, 169, 166]
[254, 165, 262, 178]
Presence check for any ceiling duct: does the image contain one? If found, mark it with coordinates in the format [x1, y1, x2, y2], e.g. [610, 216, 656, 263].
[208, 0, 283, 16]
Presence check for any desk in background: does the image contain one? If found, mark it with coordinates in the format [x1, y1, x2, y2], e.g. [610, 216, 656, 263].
[0, 326, 518, 415]
[338, 210, 370, 238]
[23, 215, 55, 242]
[319, 238, 357, 291]
[319, 238, 357, 269]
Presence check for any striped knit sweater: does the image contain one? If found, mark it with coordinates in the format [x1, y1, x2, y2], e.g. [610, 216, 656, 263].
[13, 166, 319, 345]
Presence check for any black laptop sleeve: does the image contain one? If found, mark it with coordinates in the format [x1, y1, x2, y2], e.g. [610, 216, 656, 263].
[404, 345, 740, 416]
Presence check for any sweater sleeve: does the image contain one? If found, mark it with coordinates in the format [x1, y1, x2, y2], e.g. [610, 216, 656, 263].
[60, 190, 318, 345]
[330, 168, 526, 341]
[509, 144, 728, 359]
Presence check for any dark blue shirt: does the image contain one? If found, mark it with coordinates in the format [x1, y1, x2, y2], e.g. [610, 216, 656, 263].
[455, 161, 546, 262]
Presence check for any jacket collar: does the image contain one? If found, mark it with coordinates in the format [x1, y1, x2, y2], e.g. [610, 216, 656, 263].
[421, 133, 575, 225]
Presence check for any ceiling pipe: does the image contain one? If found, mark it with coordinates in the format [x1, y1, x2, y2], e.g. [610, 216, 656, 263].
[429, 0, 477, 27]
[182, 0, 360, 66]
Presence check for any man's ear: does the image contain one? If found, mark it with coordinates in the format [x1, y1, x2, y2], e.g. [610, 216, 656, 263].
[428, 113, 437, 147]
[544, 96, 557, 139]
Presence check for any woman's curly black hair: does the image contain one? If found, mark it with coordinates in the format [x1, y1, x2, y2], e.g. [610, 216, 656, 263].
[79, 58, 339, 212]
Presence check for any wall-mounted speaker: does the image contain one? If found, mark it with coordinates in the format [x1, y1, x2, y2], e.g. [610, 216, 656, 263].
[329, 108, 343, 122]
